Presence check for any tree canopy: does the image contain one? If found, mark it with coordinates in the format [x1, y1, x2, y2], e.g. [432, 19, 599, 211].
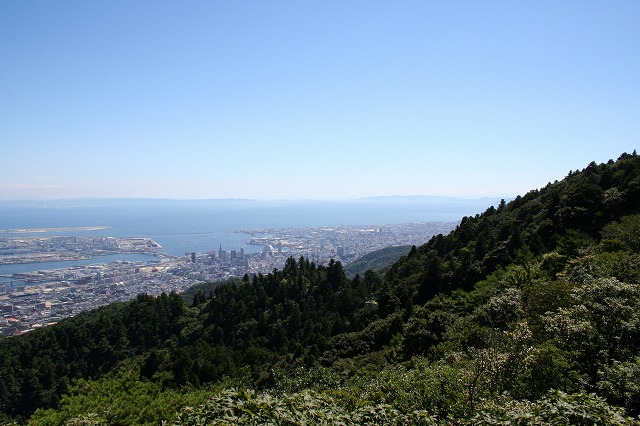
[1, 152, 640, 425]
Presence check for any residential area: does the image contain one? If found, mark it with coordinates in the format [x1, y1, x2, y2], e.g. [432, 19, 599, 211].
[0, 221, 456, 336]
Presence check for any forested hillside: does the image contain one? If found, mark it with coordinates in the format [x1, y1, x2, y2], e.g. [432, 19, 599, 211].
[1, 152, 640, 425]
[344, 245, 411, 277]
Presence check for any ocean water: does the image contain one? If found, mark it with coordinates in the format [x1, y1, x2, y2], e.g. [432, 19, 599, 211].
[0, 197, 500, 276]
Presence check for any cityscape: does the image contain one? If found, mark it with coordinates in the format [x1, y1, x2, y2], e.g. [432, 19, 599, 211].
[0, 221, 456, 337]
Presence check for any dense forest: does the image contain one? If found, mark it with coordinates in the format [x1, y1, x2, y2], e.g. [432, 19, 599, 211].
[1, 152, 640, 425]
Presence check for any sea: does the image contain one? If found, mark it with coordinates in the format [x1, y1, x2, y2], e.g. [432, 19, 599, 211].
[0, 197, 501, 280]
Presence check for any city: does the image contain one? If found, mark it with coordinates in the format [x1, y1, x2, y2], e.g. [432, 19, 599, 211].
[0, 221, 456, 337]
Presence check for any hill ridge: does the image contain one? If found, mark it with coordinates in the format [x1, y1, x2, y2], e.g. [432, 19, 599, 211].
[2, 152, 640, 424]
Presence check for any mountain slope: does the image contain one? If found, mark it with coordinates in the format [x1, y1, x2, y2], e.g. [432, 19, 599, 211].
[344, 245, 412, 277]
[1, 152, 640, 425]
[380, 153, 640, 309]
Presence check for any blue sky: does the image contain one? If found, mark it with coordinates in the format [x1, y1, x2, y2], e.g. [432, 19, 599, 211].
[1, 1, 639, 200]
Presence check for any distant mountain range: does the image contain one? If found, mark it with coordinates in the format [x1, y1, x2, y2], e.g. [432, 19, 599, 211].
[359, 194, 505, 201]
[1, 195, 508, 207]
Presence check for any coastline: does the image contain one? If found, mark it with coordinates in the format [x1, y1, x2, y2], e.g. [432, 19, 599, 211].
[0, 226, 111, 234]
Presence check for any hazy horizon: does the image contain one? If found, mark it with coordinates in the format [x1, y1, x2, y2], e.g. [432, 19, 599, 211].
[0, 194, 507, 204]
[2, 1, 638, 200]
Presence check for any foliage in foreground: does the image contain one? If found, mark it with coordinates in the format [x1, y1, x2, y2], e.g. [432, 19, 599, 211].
[172, 388, 639, 426]
[2, 153, 640, 424]
[26, 354, 640, 425]
[29, 363, 215, 426]
[43, 387, 640, 426]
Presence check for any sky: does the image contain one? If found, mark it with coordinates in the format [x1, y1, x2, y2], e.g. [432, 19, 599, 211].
[1, 1, 639, 200]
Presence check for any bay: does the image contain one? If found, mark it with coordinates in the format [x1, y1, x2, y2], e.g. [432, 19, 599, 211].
[0, 197, 500, 276]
